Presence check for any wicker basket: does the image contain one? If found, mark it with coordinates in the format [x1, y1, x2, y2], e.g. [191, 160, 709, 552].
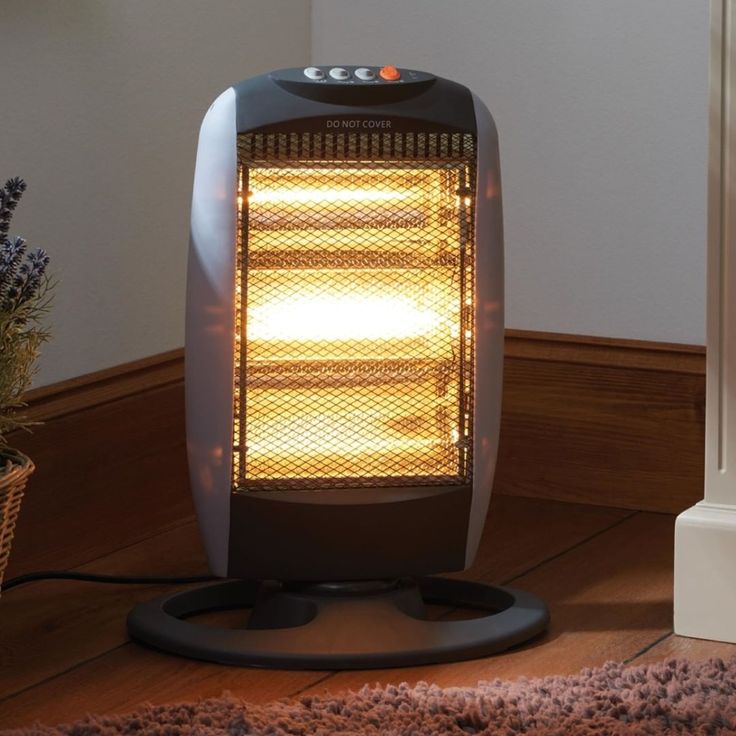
[0, 450, 34, 590]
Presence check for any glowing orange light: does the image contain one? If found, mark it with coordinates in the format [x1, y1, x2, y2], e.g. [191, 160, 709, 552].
[233, 161, 474, 486]
[248, 293, 445, 342]
[249, 188, 413, 204]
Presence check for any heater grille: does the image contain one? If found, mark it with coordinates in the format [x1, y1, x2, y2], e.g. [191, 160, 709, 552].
[234, 132, 476, 491]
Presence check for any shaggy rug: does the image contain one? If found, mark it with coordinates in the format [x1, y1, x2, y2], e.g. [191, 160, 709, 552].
[5, 658, 736, 735]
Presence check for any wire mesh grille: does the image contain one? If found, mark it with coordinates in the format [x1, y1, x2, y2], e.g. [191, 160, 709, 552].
[234, 132, 476, 491]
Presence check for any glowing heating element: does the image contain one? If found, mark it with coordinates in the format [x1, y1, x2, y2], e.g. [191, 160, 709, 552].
[248, 291, 448, 342]
[234, 133, 476, 491]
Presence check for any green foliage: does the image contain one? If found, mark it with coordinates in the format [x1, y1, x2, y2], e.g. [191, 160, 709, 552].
[0, 178, 53, 451]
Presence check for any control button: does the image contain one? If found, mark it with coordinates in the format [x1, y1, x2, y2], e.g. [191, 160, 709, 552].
[303, 66, 325, 80]
[329, 67, 350, 80]
[379, 65, 401, 81]
[355, 67, 375, 81]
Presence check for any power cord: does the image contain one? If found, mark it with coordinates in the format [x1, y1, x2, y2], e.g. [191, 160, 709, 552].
[1, 570, 217, 592]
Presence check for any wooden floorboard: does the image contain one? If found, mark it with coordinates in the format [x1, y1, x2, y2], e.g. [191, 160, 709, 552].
[299, 512, 676, 695]
[0, 646, 324, 729]
[4, 499, 735, 731]
[0, 496, 628, 728]
[0, 520, 202, 700]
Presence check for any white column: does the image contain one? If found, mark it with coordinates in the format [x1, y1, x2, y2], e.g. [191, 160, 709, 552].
[674, 0, 736, 643]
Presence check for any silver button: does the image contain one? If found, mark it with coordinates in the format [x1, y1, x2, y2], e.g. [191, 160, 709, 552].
[329, 67, 350, 80]
[303, 67, 325, 80]
[355, 67, 375, 81]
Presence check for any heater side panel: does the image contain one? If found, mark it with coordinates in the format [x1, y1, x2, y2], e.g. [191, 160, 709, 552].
[186, 87, 238, 577]
[466, 94, 504, 567]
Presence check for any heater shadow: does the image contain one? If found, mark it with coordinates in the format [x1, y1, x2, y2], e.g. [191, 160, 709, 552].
[184, 606, 258, 629]
[181, 604, 490, 632]
[438, 599, 672, 627]
[186, 602, 511, 629]
[431, 600, 671, 654]
[545, 600, 672, 632]
[474, 599, 673, 654]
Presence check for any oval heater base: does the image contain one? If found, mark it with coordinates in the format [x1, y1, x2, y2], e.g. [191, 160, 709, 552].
[127, 577, 549, 670]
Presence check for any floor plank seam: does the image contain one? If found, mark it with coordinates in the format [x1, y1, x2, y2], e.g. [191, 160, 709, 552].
[9, 514, 199, 584]
[503, 510, 638, 586]
[0, 642, 130, 708]
[624, 631, 674, 665]
[288, 673, 338, 699]
[70, 514, 200, 571]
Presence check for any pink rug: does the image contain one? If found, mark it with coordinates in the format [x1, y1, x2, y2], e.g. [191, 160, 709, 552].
[5, 658, 736, 735]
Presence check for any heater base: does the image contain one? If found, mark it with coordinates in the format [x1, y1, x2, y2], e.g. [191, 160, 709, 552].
[127, 577, 549, 669]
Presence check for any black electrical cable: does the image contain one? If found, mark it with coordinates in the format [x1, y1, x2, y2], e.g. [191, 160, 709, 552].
[1, 570, 217, 592]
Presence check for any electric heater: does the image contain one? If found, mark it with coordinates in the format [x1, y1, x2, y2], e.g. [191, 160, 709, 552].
[128, 66, 549, 668]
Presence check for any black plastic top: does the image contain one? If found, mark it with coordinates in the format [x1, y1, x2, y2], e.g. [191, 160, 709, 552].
[232, 67, 477, 135]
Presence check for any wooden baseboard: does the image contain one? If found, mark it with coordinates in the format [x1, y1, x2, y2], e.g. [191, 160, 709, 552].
[6, 331, 705, 575]
[21, 348, 185, 423]
[498, 331, 705, 514]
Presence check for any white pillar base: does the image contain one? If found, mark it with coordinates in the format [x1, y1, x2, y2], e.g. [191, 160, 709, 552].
[674, 501, 736, 643]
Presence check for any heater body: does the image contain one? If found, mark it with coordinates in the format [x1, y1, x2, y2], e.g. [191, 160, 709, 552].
[186, 67, 503, 581]
[128, 68, 547, 671]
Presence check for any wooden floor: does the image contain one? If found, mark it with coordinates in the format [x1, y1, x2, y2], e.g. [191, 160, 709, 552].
[1, 494, 735, 729]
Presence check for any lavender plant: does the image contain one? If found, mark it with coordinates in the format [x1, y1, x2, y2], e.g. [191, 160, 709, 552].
[0, 178, 53, 453]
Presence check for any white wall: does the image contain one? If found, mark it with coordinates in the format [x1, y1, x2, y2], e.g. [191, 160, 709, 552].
[313, 0, 709, 345]
[1, 1, 709, 388]
[0, 0, 311, 386]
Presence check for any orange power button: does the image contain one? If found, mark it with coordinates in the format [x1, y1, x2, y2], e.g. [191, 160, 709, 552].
[379, 65, 401, 81]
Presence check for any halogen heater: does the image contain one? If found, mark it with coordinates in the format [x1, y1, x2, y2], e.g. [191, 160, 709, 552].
[128, 66, 549, 669]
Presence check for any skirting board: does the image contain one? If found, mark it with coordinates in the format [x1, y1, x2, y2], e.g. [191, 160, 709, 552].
[498, 331, 705, 515]
[6, 331, 705, 576]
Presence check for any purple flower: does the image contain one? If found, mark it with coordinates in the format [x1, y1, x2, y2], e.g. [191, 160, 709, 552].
[0, 178, 51, 315]
[2, 247, 49, 312]
[0, 236, 27, 295]
[0, 178, 27, 240]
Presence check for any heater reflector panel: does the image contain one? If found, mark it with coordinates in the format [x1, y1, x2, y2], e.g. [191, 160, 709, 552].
[234, 132, 476, 491]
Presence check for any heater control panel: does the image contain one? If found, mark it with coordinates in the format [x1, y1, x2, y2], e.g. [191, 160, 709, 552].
[303, 65, 409, 82]
[280, 66, 434, 85]
[264, 67, 445, 111]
